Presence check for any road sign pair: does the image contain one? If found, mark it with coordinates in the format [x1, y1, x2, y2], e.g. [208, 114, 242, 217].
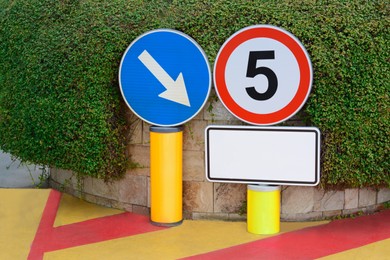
[119, 25, 318, 186]
[119, 25, 313, 127]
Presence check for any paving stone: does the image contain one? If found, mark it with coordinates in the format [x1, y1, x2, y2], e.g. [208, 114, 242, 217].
[128, 144, 150, 169]
[183, 150, 205, 182]
[183, 181, 213, 213]
[192, 107, 205, 120]
[126, 167, 149, 177]
[282, 186, 314, 214]
[342, 208, 364, 216]
[50, 169, 76, 187]
[147, 176, 150, 208]
[120, 202, 133, 212]
[132, 205, 149, 216]
[183, 120, 207, 151]
[82, 177, 94, 194]
[192, 212, 230, 221]
[227, 213, 246, 221]
[377, 188, 390, 204]
[344, 188, 359, 209]
[128, 118, 143, 144]
[142, 122, 151, 145]
[315, 190, 344, 211]
[322, 210, 342, 218]
[281, 211, 323, 221]
[118, 174, 148, 206]
[359, 188, 377, 207]
[92, 178, 119, 201]
[214, 183, 246, 213]
[204, 97, 239, 121]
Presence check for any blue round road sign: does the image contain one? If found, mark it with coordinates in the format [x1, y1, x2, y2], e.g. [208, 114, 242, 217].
[119, 29, 211, 126]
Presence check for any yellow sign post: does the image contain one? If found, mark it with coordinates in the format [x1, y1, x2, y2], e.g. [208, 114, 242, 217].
[247, 185, 281, 234]
[150, 126, 183, 226]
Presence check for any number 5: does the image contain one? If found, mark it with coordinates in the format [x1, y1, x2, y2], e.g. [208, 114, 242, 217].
[246, 51, 278, 101]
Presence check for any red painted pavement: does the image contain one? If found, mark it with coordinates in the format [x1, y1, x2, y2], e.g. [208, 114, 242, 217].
[28, 190, 166, 260]
[184, 210, 390, 259]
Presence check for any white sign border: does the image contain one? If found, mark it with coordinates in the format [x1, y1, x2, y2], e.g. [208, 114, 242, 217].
[118, 28, 212, 127]
[213, 24, 313, 126]
[205, 125, 321, 186]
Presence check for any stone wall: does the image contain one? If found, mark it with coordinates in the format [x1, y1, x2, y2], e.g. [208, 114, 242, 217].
[49, 95, 390, 221]
[281, 186, 390, 221]
[49, 168, 390, 221]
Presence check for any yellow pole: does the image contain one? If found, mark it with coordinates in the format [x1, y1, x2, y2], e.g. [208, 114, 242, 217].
[247, 185, 281, 234]
[150, 126, 183, 226]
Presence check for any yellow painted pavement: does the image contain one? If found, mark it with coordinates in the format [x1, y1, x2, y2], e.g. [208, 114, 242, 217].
[3, 189, 388, 260]
[54, 193, 122, 227]
[44, 217, 326, 259]
[318, 238, 390, 260]
[0, 189, 51, 259]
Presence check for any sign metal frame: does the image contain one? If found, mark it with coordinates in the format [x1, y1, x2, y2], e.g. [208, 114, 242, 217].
[205, 125, 321, 186]
[213, 25, 313, 126]
[119, 29, 211, 127]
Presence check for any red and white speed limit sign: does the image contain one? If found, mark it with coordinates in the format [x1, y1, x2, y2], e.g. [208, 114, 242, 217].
[214, 25, 313, 125]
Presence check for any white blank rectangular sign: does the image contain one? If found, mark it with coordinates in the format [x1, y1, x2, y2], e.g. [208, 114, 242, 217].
[205, 125, 320, 186]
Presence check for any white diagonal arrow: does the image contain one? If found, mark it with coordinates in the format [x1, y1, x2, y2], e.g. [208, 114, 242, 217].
[138, 50, 191, 107]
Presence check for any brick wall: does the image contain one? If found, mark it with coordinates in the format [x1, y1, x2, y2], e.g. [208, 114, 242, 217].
[50, 95, 390, 220]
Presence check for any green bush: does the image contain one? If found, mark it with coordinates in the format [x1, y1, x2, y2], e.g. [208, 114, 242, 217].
[1, 0, 388, 187]
[169, 1, 389, 188]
